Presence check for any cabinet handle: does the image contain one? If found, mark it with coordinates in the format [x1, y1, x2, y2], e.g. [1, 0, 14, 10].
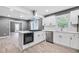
[59, 35, 62, 38]
[70, 37, 72, 40]
[38, 34, 40, 37]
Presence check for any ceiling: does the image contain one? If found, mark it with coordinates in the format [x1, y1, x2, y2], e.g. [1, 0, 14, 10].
[18, 6, 76, 16]
[7, 6, 76, 19]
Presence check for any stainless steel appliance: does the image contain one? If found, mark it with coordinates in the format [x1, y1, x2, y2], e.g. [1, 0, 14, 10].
[30, 18, 43, 31]
[30, 10, 43, 31]
[46, 31, 53, 43]
[23, 32, 34, 45]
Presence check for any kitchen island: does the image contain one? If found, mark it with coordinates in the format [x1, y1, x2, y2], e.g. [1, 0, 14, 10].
[18, 31, 34, 50]
[18, 31, 45, 50]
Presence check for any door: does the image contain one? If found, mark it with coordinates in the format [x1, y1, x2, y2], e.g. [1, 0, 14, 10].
[10, 21, 22, 32]
[15, 23, 20, 32]
[70, 10, 79, 24]
[24, 33, 33, 45]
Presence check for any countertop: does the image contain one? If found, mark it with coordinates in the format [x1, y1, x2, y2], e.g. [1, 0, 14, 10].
[18, 31, 33, 33]
[18, 30, 79, 34]
[42, 30, 79, 34]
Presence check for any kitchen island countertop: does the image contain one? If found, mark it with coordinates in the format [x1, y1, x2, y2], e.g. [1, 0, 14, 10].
[18, 31, 33, 33]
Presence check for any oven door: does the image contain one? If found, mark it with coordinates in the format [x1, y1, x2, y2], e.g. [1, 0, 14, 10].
[23, 33, 34, 45]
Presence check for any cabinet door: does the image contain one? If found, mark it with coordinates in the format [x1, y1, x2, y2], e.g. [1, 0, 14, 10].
[70, 10, 79, 24]
[71, 34, 79, 49]
[34, 32, 40, 42]
[53, 32, 63, 44]
[43, 15, 56, 26]
[53, 32, 70, 47]
[61, 33, 71, 47]
[42, 32, 46, 41]
[34, 32, 45, 42]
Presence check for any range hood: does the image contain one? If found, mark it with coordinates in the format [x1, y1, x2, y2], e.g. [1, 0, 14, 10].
[30, 10, 43, 31]
[32, 10, 43, 20]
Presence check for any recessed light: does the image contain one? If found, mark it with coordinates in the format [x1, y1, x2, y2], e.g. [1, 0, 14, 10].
[45, 10, 49, 12]
[20, 15, 25, 18]
[20, 16, 23, 18]
[7, 15, 10, 17]
[10, 8, 14, 11]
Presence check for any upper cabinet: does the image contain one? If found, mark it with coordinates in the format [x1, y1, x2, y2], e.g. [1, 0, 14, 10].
[43, 15, 56, 26]
[70, 10, 79, 24]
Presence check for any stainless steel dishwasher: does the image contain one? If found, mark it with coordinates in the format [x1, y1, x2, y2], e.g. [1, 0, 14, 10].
[46, 31, 53, 43]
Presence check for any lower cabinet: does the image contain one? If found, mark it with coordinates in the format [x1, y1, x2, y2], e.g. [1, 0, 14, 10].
[34, 31, 46, 43]
[53, 32, 79, 50]
[71, 34, 79, 49]
[53, 32, 63, 45]
[53, 32, 71, 47]
[62, 33, 71, 47]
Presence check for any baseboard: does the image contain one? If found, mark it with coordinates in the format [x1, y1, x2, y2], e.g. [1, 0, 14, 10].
[0, 36, 9, 39]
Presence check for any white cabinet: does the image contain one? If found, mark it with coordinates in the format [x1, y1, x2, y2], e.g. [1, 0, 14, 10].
[71, 34, 79, 49]
[53, 32, 70, 47]
[43, 15, 56, 26]
[34, 31, 46, 42]
[53, 32, 63, 44]
[53, 32, 79, 49]
[62, 33, 71, 47]
[70, 10, 79, 24]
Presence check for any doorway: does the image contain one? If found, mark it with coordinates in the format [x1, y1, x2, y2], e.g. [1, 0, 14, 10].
[10, 21, 22, 39]
[15, 23, 20, 32]
[10, 21, 22, 33]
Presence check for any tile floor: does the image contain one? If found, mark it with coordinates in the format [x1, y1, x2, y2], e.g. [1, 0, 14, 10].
[0, 33, 78, 53]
